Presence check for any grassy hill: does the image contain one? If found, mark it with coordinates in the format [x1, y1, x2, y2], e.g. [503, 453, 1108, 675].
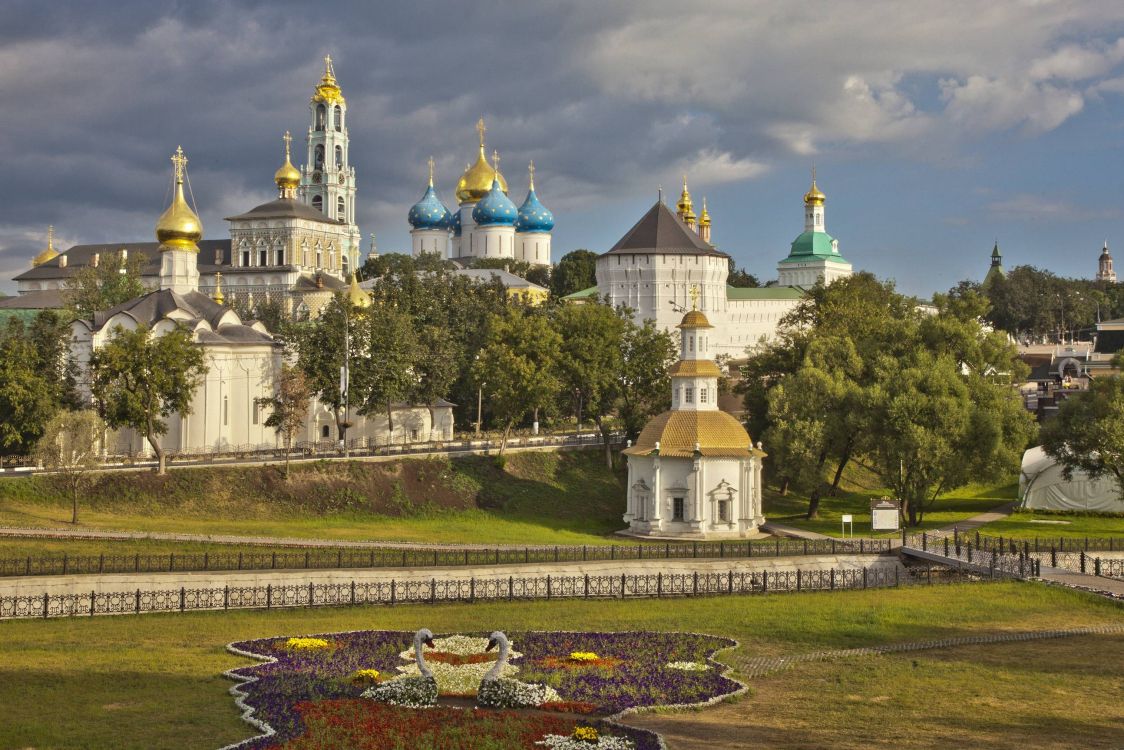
[0, 450, 629, 546]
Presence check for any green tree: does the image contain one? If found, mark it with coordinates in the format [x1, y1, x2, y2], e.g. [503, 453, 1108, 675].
[411, 325, 459, 437]
[290, 297, 358, 441]
[64, 250, 148, 320]
[553, 302, 626, 468]
[551, 249, 598, 297]
[617, 319, 676, 442]
[258, 364, 312, 478]
[727, 259, 760, 288]
[89, 325, 208, 475]
[0, 328, 59, 453]
[472, 307, 562, 454]
[34, 409, 104, 523]
[1041, 368, 1124, 501]
[358, 304, 419, 444]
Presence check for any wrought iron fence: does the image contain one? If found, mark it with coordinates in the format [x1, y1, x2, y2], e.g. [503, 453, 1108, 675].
[903, 534, 1037, 579]
[972, 533, 1124, 554]
[0, 537, 894, 579]
[0, 563, 980, 620]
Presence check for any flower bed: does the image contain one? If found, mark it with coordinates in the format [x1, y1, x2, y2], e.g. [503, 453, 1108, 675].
[223, 630, 740, 749]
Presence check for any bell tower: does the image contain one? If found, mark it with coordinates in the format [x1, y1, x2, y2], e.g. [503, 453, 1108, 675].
[299, 55, 360, 275]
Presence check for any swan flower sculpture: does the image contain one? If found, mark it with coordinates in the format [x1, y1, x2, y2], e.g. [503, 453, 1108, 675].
[476, 631, 561, 708]
[361, 628, 439, 707]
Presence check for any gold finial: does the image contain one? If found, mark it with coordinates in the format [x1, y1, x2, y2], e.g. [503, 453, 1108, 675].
[804, 163, 826, 206]
[492, 149, 500, 177]
[33, 225, 59, 267]
[476, 117, 486, 149]
[683, 174, 688, 191]
[275, 131, 300, 194]
[313, 54, 344, 103]
[324, 55, 335, 80]
[427, 156, 435, 186]
[212, 272, 225, 305]
[47, 225, 54, 250]
[283, 130, 292, 159]
[689, 284, 700, 311]
[171, 145, 187, 183]
[528, 160, 535, 191]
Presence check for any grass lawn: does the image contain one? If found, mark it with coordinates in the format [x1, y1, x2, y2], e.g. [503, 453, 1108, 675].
[0, 450, 633, 546]
[763, 459, 1017, 538]
[631, 633, 1124, 749]
[0, 582, 1118, 749]
[978, 509, 1124, 540]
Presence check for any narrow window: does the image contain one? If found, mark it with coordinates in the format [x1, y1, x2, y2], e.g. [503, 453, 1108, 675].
[333, 105, 342, 131]
[314, 144, 324, 167]
[276, 248, 285, 265]
[672, 497, 685, 521]
[342, 254, 349, 274]
[312, 195, 323, 213]
[700, 387, 708, 404]
[316, 246, 323, 268]
[685, 387, 693, 403]
[337, 196, 346, 221]
[241, 249, 250, 267]
[335, 145, 343, 167]
[718, 500, 729, 522]
[258, 248, 267, 266]
[315, 105, 326, 131]
[321, 424, 330, 438]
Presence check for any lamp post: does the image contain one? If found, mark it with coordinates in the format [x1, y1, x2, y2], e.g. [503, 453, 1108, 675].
[340, 301, 350, 458]
[476, 383, 485, 438]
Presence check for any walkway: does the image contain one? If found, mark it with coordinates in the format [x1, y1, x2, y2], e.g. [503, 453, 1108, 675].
[622, 623, 1124, 748]
[762, 500, 1018, 544]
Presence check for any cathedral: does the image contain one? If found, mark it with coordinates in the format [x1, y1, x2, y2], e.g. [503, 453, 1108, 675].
[575, 173, 853, 357]
[407, 119, 554, 267]
[12, 57, 363, 318]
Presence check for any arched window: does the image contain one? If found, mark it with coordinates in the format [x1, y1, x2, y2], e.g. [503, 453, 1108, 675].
[312, 195, 323, 213]
[275, 246, 285, 265]
[315, 104, 326, 131]
[334, 145, 343, 168]
[316, 245, 322, 268]
[241, 248, 250, 267]
[258, 247, 268, 266]
[328, 248, 335, 269]
[314, 145, 324, 168]
[333, 105, 342, 131]
[341, 253, 349, 274]
[321, 424, 330, 438]
[337, 196, 346, 221]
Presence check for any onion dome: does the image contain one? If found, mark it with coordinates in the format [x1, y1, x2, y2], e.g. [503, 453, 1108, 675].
[156, 146, 203, 251]
[472, 176, 518, 227]
[514, 161, 554, 233]
[804, 167, 825, 206]
[408, 158, 452, 230]
[274, 131, 301, 193]
[678, 309, 714, 329]
[698, 198, 711, 228]
[347, 272, 371, 308]
[676, 175, 696, 222]
[32, 225, 59, 267]
[451, 208, 462, 237]
[456, 118, 507, 203]
[312, 55, 345, 105]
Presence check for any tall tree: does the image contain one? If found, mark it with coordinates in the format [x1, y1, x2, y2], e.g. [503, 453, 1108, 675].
[34, 409, 104, 524]
[89, 325, 208, 475]
[472, 307, 562, 454]
[617, 319, 676, 442]
[1041, 364, 1124, 501]
[553, 302, 626, 468]
[358, 304, 419, 444]
[410, 325, 459, 437]
[727, 259, 760, 288]
[550, 249, 598, 297]
[63, 250, 148, 320]
[0, 326, 59, 453]
[290, 297, 358, 441]
[259, 364, 312, 478]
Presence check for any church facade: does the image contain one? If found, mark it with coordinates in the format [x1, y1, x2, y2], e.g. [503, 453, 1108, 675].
[581, 175, 852, 357]
[622, 308, 765, 538]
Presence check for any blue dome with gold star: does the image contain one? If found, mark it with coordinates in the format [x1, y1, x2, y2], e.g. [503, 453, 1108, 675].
[451, 209, 462, 237]
[408, 184, 452, 230]
[472, 178, 518, 226]
[515, 187, 554, 233]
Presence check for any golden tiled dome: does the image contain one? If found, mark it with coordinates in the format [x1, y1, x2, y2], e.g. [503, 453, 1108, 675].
[623, 410, 754, 458]
[677, 309, 713, 329]
[669, 359, 722, 378]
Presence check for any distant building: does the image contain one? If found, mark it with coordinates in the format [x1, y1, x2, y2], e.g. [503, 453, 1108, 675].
[983, 241, 1006, 289]
[1097, 241, 1116, 283]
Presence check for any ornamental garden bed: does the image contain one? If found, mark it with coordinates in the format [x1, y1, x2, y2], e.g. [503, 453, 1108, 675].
[224, 629, 742, 749]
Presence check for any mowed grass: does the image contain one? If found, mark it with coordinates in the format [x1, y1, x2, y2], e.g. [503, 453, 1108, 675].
[630, 633, 1124, 749]
[979, 509, 1124, 540]
[0, 582, 1119, 749]
[763, 459, 1016, 537]
[0, 450, 632, 546]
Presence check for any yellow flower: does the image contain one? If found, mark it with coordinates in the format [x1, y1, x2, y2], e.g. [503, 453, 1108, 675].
[572, 726, 600, 742]
[284, 637, 331, 651]
[352, 668, 380, 681]
[569, 651, 599, 662]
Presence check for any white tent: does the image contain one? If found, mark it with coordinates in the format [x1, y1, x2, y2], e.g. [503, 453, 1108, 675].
[1019, 446, 1124, 513]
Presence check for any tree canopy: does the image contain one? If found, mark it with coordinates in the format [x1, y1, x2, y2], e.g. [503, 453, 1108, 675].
[551, 249, 598, 298]
[64, 250, 148, 321]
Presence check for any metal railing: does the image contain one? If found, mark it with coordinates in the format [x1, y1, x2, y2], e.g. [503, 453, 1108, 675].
[0, 537, 894, 578]
[972, 532, 1124, 554]
[903, 533, 1038, 579]
[0, 563, 984, 620]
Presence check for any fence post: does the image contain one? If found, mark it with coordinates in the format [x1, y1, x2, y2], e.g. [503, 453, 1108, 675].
[338, 550, 343, 568]
[266, 584, 272, 609]
[555, 546, 559, 562]
[954, 529, 959, 554]
[763, 571, 768, 592]
[967, 544, 972, 564]
[465, 549, 470, 566]
[621, 573, 626, 599]
[308, 581, 315, 607]
[470, 577, 475, 603]
[90, 590, 96, 617]
[775, 538, 780, 557]
[1051, 546, 1057, 568]
[390, 579, 396, 605]
[170, 553, 175, 572]
[693, 571, 699, 595]
[895, 567, 900, 587]
[944, 537, 949, 558]
[494, 549, 499, 566]
[583, 545, 587, 562]
[25, 556, 30, 576]
[1080, 551, 1086, 574]
[509, 576, 514, 600]
[224, 585, 229, 610]
[62, 554, 67, 576]
[350, 580, 356, 605]
[927, 566, 931, 585]
[796, 569, 802, 591]
[1095, 558, 1101, 577]
[975, 530, 980, 546]
[863, 567, 868, 589]
[830, 569, 835, 590]
[135, 589, 140, 614]
[179, 587, 186, 612]
[611, 545, 616, 561]
[585, 574, 590, 598]
[830, 538, 835, 555]
[304, 551, 310, 569]
[546, 575, 552, 599]
[99, 554, 105, 573]
[922, 533, 927, 552]
[203, 553, 208, 572]
[720, 542, 724, 558]
[239, 553, 244, 571]
[431, 578, 436, 604]
[729, 570, 735, 594]
[525, 547, 529, 564]
[859, 539, 864, 554]
[657, 572, 662, 598]
[803, 540, 808, 556]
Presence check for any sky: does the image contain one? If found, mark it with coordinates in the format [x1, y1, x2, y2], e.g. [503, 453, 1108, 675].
[2, 0, 1124, 297]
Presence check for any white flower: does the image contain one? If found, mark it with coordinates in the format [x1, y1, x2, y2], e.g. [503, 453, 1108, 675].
[535, 734, 636, 749]
[665, 661, 709, 671]
[477, 677, 562, 708]
[361, 676, 437, 708]
[394, 659, 518, 695]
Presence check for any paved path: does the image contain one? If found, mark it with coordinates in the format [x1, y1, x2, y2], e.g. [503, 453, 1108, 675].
[762, 500, 1018, 544]
[623, 623, 1124, 748]
[759, 521, 833, 541]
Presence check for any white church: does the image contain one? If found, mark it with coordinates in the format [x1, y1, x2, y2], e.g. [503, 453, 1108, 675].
[574, 174, 853, 357]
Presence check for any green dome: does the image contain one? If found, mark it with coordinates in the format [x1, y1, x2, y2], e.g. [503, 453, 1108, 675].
[780, 230, 848, 264]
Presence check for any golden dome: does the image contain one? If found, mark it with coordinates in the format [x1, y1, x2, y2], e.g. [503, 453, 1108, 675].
[32, 225, 59, 267]
[456, 118, 507, 203]
[676, 175, 695, 218]
[312, 55, 345, 105]
[677, 309, 714, 329]
[274, 131, 301, 191]
[669, 359, 722, 378]
[698, 198, 711, 227]
[623, 410, 754, 458]
[156, 146, 203, 251]
[347, 272, 371, 308]
[804, 168, 825, 206]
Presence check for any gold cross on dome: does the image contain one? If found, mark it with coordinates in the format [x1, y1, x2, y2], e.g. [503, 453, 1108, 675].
[476, 117, 486, 147]
[492, 149, 500, 173]
[528, 160, 535, 189]
[171, 146, 187, 181]
[689, 284, 700, 311]
[283, 130, 292, 158]
[427, 156, 435, 185]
